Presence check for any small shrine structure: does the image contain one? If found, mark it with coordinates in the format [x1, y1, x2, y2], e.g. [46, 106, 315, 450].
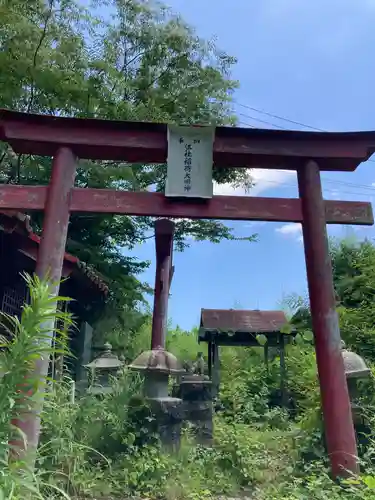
[199, 309, 295, 401]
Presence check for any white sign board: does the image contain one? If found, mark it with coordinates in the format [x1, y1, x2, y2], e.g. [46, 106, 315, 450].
[165, 124, 215, 198]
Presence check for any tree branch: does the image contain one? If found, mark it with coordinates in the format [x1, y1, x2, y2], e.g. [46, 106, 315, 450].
[26, 0, 54, 114]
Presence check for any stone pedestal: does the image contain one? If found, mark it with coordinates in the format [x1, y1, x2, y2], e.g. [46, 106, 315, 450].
[177, 375, 213, 445]
[148, 396, 184, 452]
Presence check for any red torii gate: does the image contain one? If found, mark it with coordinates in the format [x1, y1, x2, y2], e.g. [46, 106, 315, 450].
[1, 109, 375, 478]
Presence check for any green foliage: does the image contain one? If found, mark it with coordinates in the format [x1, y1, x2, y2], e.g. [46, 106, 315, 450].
[330, 238, 375, 362]
[167, 325, 203, 361]
[0, 0, 256, 333]
[285, 238, 375, 363]
[1, 274, 373, 499]
[0, 274, 74, 499]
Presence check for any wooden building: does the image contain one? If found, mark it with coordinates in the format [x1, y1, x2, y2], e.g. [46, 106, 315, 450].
[0, 210, 108, 383]
[199, 308, 296, 401]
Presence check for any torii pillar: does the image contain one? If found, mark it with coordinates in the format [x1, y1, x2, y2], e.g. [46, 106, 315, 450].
[299, 161, 358, 478]
[129, 219, 183, 450]
[151, 219, 175, 350]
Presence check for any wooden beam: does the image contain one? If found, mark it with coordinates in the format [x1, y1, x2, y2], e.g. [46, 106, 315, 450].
[0, 185, 373, 225]
[197, 339, 292, 347]
[1, 109, 375, 170]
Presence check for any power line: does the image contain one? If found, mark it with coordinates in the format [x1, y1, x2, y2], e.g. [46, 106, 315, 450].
[252, 176, 375, 199]
[235, 101, 375, 165]
[235, 100, 325, 131]
[321, 178, 375, 191]
[238, 112, 288, 130]
[237, 120, 256, 128]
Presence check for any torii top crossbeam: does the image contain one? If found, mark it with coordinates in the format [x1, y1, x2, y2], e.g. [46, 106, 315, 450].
[0, 109, 374, 225]
[1, 109, 375, 170]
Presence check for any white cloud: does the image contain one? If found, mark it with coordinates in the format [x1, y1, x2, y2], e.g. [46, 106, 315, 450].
[275, 222, 374, 245]
[327, 189, 340, 199]
[214, 169, 296, 197]
[244, 221, 266, 229]
[252, 169, 297, 195]
[276, 223, 301, 235]
[275, 223, 303, 243]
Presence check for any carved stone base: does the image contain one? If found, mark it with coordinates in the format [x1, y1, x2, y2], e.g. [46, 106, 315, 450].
[147, 396, 184, 452]
[176, 376, 214, 445]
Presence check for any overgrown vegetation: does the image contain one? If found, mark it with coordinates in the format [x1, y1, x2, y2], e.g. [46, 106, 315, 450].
[2, 239, 375, 498]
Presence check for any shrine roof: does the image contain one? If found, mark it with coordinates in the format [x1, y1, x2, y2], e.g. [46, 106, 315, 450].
[198, 309, 297, 346]
[200, 308, 289, 334]
[0, 210, 109, 296]
[1, 109, 375, 171]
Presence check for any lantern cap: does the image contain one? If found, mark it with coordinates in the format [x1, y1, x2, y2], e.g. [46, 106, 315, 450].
[84, 342, 124, 370]
[128, 346, 184, 376]
[341, 341, 371, 379]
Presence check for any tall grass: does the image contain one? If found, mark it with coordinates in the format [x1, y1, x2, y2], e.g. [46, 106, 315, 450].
[0, 273, 73, 499]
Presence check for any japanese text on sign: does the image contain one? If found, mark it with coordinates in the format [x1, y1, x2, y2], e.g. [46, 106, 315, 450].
[166, 125, 215, 198]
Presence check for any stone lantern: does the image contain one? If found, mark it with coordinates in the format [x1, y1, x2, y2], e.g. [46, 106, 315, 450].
[128, 346, 185, 449]
[129, 346, 184, 398]
[341, 341, 371, 424]
[84, 342, 124, 395]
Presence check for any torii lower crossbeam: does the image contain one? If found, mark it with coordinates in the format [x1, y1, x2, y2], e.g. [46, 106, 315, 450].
[0, 185, 372, 224]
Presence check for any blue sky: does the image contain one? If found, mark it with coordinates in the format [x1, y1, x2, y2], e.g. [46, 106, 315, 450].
[129, 0, 375, 330]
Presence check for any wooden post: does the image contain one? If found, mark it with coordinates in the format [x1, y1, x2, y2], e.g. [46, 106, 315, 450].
[10, 147, 76, 463]
[279, 334, 287, 407]
[298, 160, 358, 478]
[212, 343, 220, 397]
[264, 343, 269, 374]
[208, 340, 212, 379]
[151, 219, 175, 349]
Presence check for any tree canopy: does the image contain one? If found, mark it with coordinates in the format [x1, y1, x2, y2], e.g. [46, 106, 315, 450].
[0, 0, 254, 324]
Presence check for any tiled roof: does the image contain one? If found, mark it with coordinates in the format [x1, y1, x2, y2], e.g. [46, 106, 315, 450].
[200, 309, 289, 333]
[0, 210, 109, 296]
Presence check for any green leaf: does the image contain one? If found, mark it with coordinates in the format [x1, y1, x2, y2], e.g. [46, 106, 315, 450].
[303, 330, 314, 342]
[362, 475, 375, 488]
[294, 333, 304, 345]
[280, 322, 293, 334]
[256, 334, 268, 346]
